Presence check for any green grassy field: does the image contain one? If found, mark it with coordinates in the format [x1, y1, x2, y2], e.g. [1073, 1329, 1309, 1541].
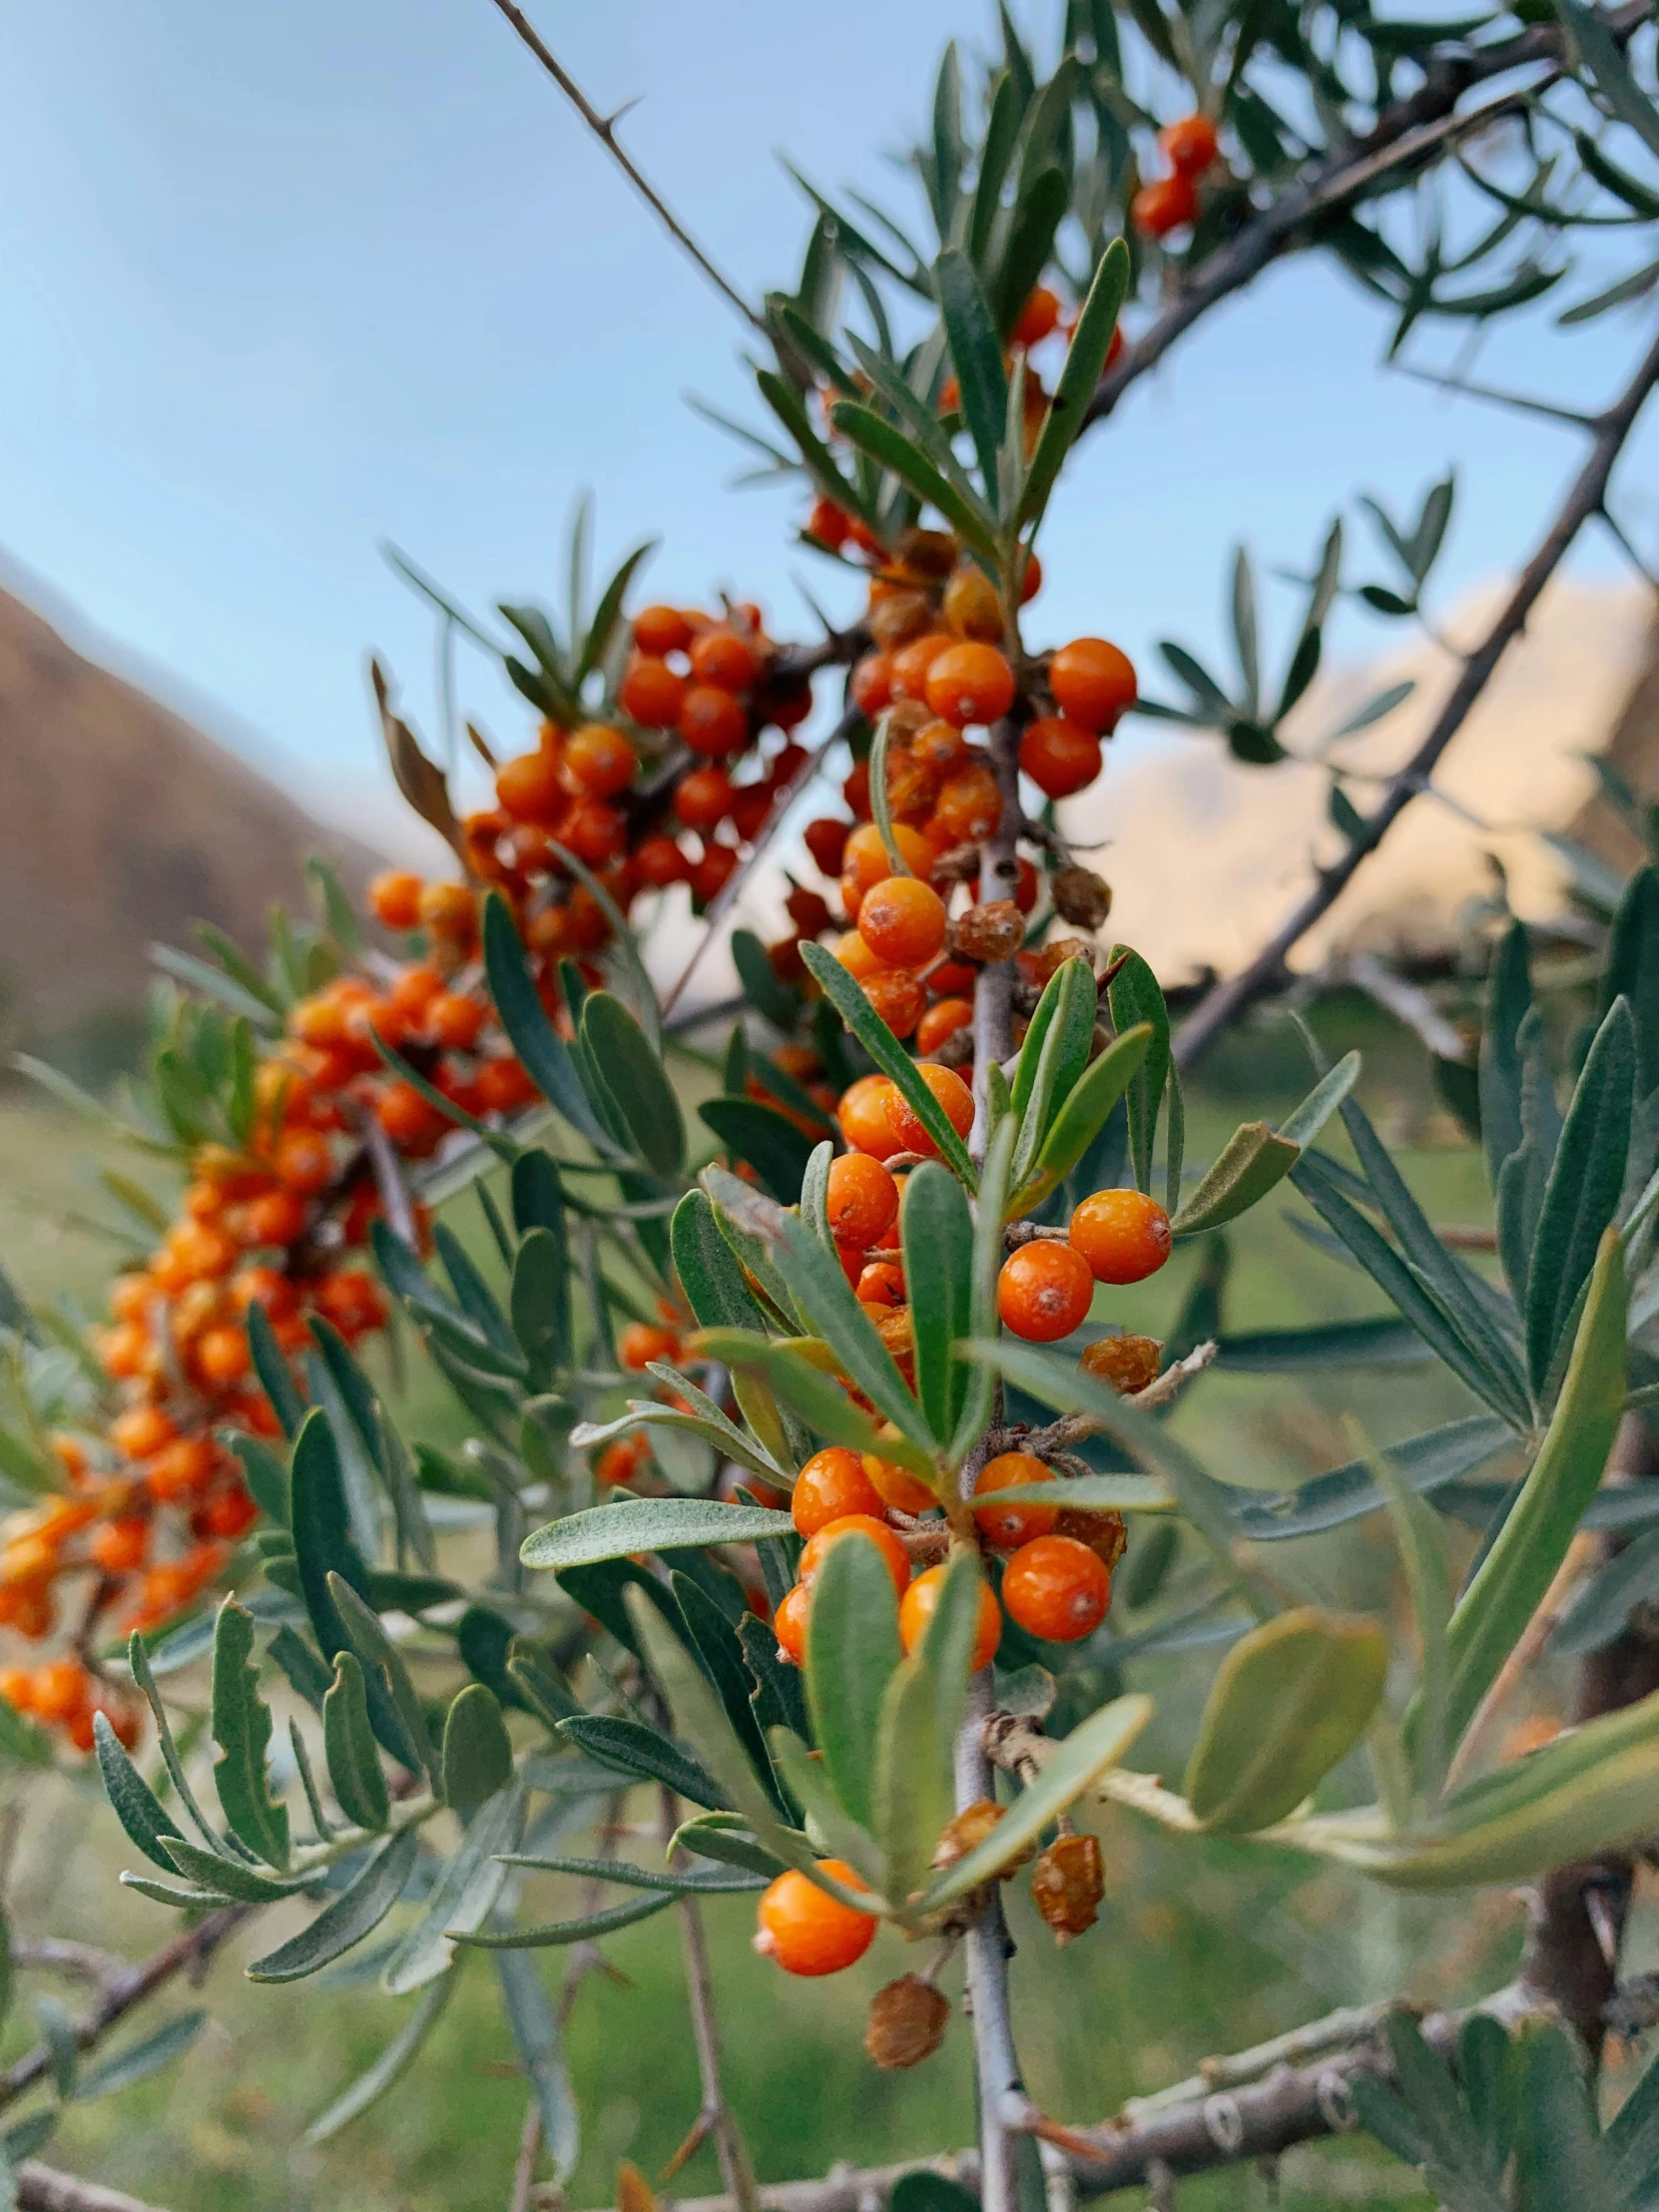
[0, 1038, 1537, 2210]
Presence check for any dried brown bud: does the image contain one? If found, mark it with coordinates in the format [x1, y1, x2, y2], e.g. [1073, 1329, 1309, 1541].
[932, 1025, 975, 1071]
[864, 1975, 951, 2069]
[866, 589, 933, 649]
[1054, 1504, 1129, 1575]
[1079, 1335, 1163, 1396]
[951, 900, 1025, 964]
[1031, 1834, 1104, 1943]
[894, 526, 958, 580]
[1023, 938, 1094, 988]
[943, 566, 1003, 642]
[1052, 865, 1114, 931]
[930, 1797, 1005, 1873]
[882, 697, 935, 742]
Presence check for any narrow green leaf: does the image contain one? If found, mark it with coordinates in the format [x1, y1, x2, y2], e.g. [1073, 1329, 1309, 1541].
[323, 1654, 391, 1833]
[874, 1650, 950, 1911]
[800, 942, 977, 1188]
[581, 993, 684, 1175]
[72, 2009, 207, 2103]
[933, 248, 1008, 505]
[210, 1601, 289, 1869]
[1019, 238, 1130, 530]
[1011, 1024, 1152, 1215]
[442, 1685, 514, 1812]
[1524, 996, 1634, 1391]
[521, 1497, 793, 1571]
[699, 1098, 814, 1204]
[557, 1715, 726, 1810]
[304, 1972, 456, 2143]
[454, 1893, 675, 1950]
[830, 402, 1000, 562]
[1170, 1122, 1301, 1237]
[806, 1530, 903, 1833]
[382, 1781, 525, 1993]
[481, 893, 617, 1155]
[93, 1713, 184, 1875]
[247, 1828, 419, 1982]
[901, 1163, 974, 1442]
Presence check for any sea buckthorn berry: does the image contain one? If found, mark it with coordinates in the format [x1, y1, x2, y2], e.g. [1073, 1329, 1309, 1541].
[856, 1261, 907, 1310]
[1053, 1505, 1129, 1574]
[314, 1270, 387, 1340]
[1021, 717, 1103, 801]
[275, 1129, 334, 1196]
[942, 567, 1003, 643]
[690, 627, 761, 691]
[1002, 1533, 1111, 1642]
[899, 1564, 1001, 1671]
[0, 1666, 34, 1713]
[146, 1437, 219, 1502]
[1019, 549, 1043, 603]
[419, 880, 478, 939]
[620, 655, 687, 728]
[632, 603, 692, 657]
[973, 1452, 1059, 1548]
[426, 991, 487, 1051]
[729, 783, 772, 841]
[1013, 284, 1063, 346]
[679, 684, 749, 757]
[1080, 1334, 1164, 1394]
[674, 767, 734, 831]
[619, 1323, 679, 1373]
[496, 748, 568, 829]
[245, 1190, 308, 1247]
[924, 642, 1016, 729]
[798, 1515, 911, 1596]
[827, 1156, 899, 1249]
[754, 1863, 876, 1976]
[866, 587, 934, 651]
[915, 997, 974, 1056]
[837, 1075, 904, 1161]
[196, 1326, 252, 1386]
[169, 1221, 238, 1281]
[110, 1405, 179, 1462]
[476, 1057, 539, 1114]
[883, 1063, 973, 1160]
[890, 631, 954, 702]
[865, 1976, 950, 2071]
[1048, 638, 1138, 733]
[90, 1517, 151, 1574]
[198, 1487, 259, 1540]
[807, 496, 851, 549]
[832, 929, 886, 982]
[860, 1452, 935, 1518]
[562, 800, 626, 866]
[1052, 865, 1114, 931]
[1031, 1833, 1104, 1942]
[931, 764, 1002, 843]
[997, 1242, 1094, 1342]
[857, 876, 948, 971]
[803, 817, 849, 877]
[690, 843, 739, 904]
[774, 1582, 811, 1665]
[792, 1446, 885, 1536]
[843, 822, 932, 904]
[1013, 857, 1041, 915]
[851, 651, 895, 718]
[785, 883, 831, 937]
[1131, 172, 1198, 239]
[861, 971, 926, 1039]
[562, 724, 636, 799]
[1161, 113, 1220, 174]
[1069, 1190, 1173, 1284]
[32, 1660, 90, 1724]
[369, 869, 424, 931]
[634, 834, 689, 889]
[377, 1083, 450, 1156]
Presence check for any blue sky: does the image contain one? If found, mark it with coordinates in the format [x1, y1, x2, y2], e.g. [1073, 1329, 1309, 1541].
[2, 0, 1655, 837]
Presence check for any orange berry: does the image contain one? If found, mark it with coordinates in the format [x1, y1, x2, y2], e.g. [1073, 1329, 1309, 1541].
[857, 876, 947, 970]
[673, 767, 734, 831]
[146, 1437, 219, 1502]
[679, 684, 749, 757]
[973, 1453, 1059, 1548]
[899, 1565, 1000, 1671]
[110, 1405, 179, 1462]
[620, 656, 688, 729]
[884, 1063, 973, 1160]
[32, 1660, 90, 1725]
[690, 628, 761, 692]
[1068, 1190, 1173, 1284]
[426, 992, 487, 1051]
[388, 964, 445, 1020]
[632, 834, 688, 889]
[861, 971, 926, 1039]
[633, 604, 692, 657]
[476, 1056, 539, 1114]
[807, 496, 851, 549]
[930, 764, 1002, 843]
[168, 1222, 238, 1282]
[1079, 1335, 1163, 1394]
[690, 844, 739, 904]
[1020, 717, 1103, 800]
[0, 1666, 35, 1713]
[860, 1453, 935, 1518]
[563, 724, 637, 800]
[1131, 172, 1198, 239]
[826, 1156, 899, 1250]
[1001, 1533, 1111, 1642]
[798, 1515, 911, 1596]
[838, 1075, 903, 1161]
[90, 1518, 150, 1574]
[1012, 285, 1062, 347]
[1160, 113, 1219, 174]
[997, 1242, 1094, 1342]
[924, 642, 1016, 729]
[376, 1083, 450, 1156]
[1019, 550, 1043, 604]
[275, 1129, 333, 1196]
[198, 1487, 259, 1540]
[561, 799, 625, 867]
[245, 1189, 309, 1247]
[855, 1261, 906, 1310]
[755, 1863, 876, 1975]
[851, 651, 894, 717]
[196, 1326, 252, 1387]
[792, 1447, 885, 1537]
[619, 1323, 679, 1373]
[313, 1269, 387, 1339]
[803, 818, 849, 877]
[369, 870, 424, 931]
[942, 567, 1003, 643]
[496, 748, 568, 829]
[914, 997, 973, 1056]
[889, 631, 953, 703]
[1048, 639, 1138, 733]
[842, 822, 931, 906]
[774, 1582, 812, 1664]
[419, 880, 478, 939]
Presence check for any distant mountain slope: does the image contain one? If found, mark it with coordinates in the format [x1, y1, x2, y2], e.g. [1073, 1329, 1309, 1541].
[0, 580, 379, 1059]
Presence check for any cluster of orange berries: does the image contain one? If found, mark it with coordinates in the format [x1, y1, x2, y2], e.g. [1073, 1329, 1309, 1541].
[464, 602, 814, 941]
[1131, 114, 1221, 241]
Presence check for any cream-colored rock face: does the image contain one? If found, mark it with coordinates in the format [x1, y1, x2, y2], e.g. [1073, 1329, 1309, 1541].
[1059, 580, 1653, 981]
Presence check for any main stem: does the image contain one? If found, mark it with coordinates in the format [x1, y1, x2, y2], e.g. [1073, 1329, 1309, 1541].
[961, 712, 1029, 2212]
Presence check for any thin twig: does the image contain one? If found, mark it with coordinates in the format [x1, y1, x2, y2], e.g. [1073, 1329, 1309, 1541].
[510, 2100, 543, 2212]
[659, 1790, 760, 2212]
[1174, 310, 1659, 1068]
[15, 2166, 176, 2212]
[482, 1, 768, 336]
